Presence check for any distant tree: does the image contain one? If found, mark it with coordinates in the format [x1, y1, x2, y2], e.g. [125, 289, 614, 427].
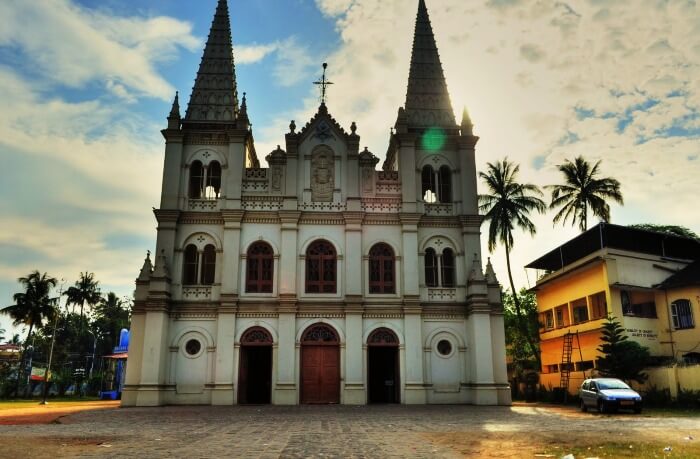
[596, 315, 650, 384]
[628, 224, 699, 240]
[1, 271, 58, 394]
[92, 293, 131, 356]
[548, 156, 624, 232]
[503, 288, 540, 374]
[64, 272, 102, 321]
[0, 327, 4, 343]
[479, 159, 546, 366]
[2, 271, 58, 347]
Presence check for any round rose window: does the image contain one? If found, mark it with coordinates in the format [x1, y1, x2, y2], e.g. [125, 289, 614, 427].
[185, 339, 202, 356]
[437, 339, 452, 356]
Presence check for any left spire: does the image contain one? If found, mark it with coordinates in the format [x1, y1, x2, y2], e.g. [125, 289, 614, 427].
[185, 0, 239, 123]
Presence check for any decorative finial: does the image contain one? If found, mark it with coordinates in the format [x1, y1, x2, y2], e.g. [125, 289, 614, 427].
[313, 62, 334, 105]
[351, 121, 357, 135]
[461, 106, 474, 136]
[169, 91, 180, 119]
[241, 92, 248, 111]
[289, 120, 296, 133]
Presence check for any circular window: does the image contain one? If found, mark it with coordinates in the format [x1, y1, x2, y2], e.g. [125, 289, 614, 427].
[437, 339, 453, 356]
[185, 339, 202, 356]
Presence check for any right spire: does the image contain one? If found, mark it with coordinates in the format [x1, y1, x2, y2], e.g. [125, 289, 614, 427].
[404, 0, 456, 129]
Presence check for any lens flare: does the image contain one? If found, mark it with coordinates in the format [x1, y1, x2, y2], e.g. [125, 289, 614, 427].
[422, 127, 446, 152]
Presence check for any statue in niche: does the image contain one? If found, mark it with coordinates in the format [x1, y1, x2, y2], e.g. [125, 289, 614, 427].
[311, 149, 334, 202]
[271, 166, 282, 191]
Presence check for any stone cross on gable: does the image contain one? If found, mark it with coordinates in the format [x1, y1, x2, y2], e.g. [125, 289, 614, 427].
[313, 63, 334, 104]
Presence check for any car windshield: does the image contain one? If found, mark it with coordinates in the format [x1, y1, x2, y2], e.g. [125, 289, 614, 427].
[598, 380, 631, 390]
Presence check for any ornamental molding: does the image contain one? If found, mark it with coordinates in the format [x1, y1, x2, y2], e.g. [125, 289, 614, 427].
[459, 215, 484, 226]
[172, 312, 217, 320]
[361, 197, 402, 213]
[299, 201, 347, 212]
[242, 212, 280, 224]
[363, 313, 404, 319]
[419, 216, 462, 228]
[179, 212, 224, 225]
[237, 312, 280, 318]
[188, 199, 220, 211]
[297, 312, 345, 319]
[298, 213, 345, 225]
[183, 133, 230, 146]
[242, 196, 283, 211]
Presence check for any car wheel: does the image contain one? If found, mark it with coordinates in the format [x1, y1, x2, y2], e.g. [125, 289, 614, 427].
[598, 400, 607, 414]
[580, 400, 588, 412]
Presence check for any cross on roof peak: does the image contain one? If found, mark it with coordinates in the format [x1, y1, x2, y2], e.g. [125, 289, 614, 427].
[313, 62, 334, 105]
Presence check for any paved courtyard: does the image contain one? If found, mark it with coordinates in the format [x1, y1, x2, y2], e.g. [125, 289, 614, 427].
[0, 404, 698, 458]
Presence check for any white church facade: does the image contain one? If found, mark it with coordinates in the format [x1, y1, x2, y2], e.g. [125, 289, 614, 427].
[123, 0, 511, 406]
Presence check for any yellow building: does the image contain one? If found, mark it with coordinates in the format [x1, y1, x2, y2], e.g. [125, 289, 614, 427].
[526, 223, 700, 394]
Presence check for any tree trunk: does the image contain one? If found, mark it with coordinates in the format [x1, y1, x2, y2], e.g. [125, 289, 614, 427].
[15, 323, 34, 398]
[504, 243, 541, 368]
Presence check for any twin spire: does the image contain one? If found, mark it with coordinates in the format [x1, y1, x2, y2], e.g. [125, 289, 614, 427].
[180, 0, 458, 130]
[404, 0, 457, 129]
[185, 0, 239, 123]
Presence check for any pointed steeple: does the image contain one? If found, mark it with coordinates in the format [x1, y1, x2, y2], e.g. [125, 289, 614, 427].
[185, 0, 239, 123]
[461, 106, 474, 136]
[167, 91, 181, 129]
[404, 0, 456, 129]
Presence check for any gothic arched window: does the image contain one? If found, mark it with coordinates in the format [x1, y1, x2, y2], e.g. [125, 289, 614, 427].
[369, 243, 395, 294]
[306, 240, 337, 294]
[189, 161, 205, 199]
[205, 161, 222, 199]
[421, 165, 436, 203]
[246, 242, 274, 293]
[183, 244, 199, 285]
[425, 248, 438, 288]
[438, 166, 452, 203]
[441, 248, 456, 288]
[200, 244, 217, 285]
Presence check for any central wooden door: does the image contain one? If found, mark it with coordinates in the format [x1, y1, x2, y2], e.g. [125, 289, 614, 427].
[301, 324, 340, 404]
[238, 327, 273, 404]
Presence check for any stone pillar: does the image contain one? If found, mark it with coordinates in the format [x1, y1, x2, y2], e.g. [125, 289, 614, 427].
[466, 257, 498, 405]
[344, 212, 363, 297]
[458, 123, 479, 215]
[461, 218, 483, 282]
[224, 133, 247, 209]
[275, 308, 298, 404]
[159, 130, 184, 209]
[400, 214, 421, 296]
[397, 133, 417, 214]
[403, 302, 426, 404]
[279, 211, 301, 295]
[220, 211, 244, 294]
[344, 305, 365, 404]
[212, 299, 237, 405]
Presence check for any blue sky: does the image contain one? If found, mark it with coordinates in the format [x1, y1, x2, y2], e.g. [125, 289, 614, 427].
[1, 0, 700, 337]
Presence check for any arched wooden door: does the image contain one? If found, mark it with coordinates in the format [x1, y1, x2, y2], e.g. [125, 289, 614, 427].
[367, 328, 400, 404]
[238, 327, 273, 404]
[301, 324, 340, 404]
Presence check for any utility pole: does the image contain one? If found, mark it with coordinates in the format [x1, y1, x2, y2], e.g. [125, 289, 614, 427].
[41, 279, 65, 405]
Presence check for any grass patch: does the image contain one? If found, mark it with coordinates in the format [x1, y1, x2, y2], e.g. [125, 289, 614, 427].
[538, 440, 700, 458]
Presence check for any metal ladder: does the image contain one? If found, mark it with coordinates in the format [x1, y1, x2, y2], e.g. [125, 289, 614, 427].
[559, 331, 584, 403]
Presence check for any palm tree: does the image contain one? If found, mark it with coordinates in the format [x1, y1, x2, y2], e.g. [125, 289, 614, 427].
[548, 156, 624, 232]
[64, 272, 102, 322]
[2, 271, 58, 346]
[1, 271, 58, 394]
[479, 159, 546, 365]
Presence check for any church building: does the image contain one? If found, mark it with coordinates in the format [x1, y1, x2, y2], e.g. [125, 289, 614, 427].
[123, 0, 511, 406]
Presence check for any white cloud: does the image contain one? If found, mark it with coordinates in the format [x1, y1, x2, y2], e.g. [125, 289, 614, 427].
[235, 43, 279, 64]
[252, 0, 700, 290]
[0, 0, 200, 101]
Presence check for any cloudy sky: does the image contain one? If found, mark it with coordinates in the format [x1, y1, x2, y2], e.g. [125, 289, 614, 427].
[1, 0, 699, 336]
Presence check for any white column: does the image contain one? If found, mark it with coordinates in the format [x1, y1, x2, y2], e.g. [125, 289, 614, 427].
[274, 311, 297, 404]
[403, 311, 426, 404]
[136, 309, 169, 406]
[212, 310, 236, 405]
[344, 309, 365, 404]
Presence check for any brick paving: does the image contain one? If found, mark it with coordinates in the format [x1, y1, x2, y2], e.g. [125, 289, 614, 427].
[0, 404, 698, 458]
